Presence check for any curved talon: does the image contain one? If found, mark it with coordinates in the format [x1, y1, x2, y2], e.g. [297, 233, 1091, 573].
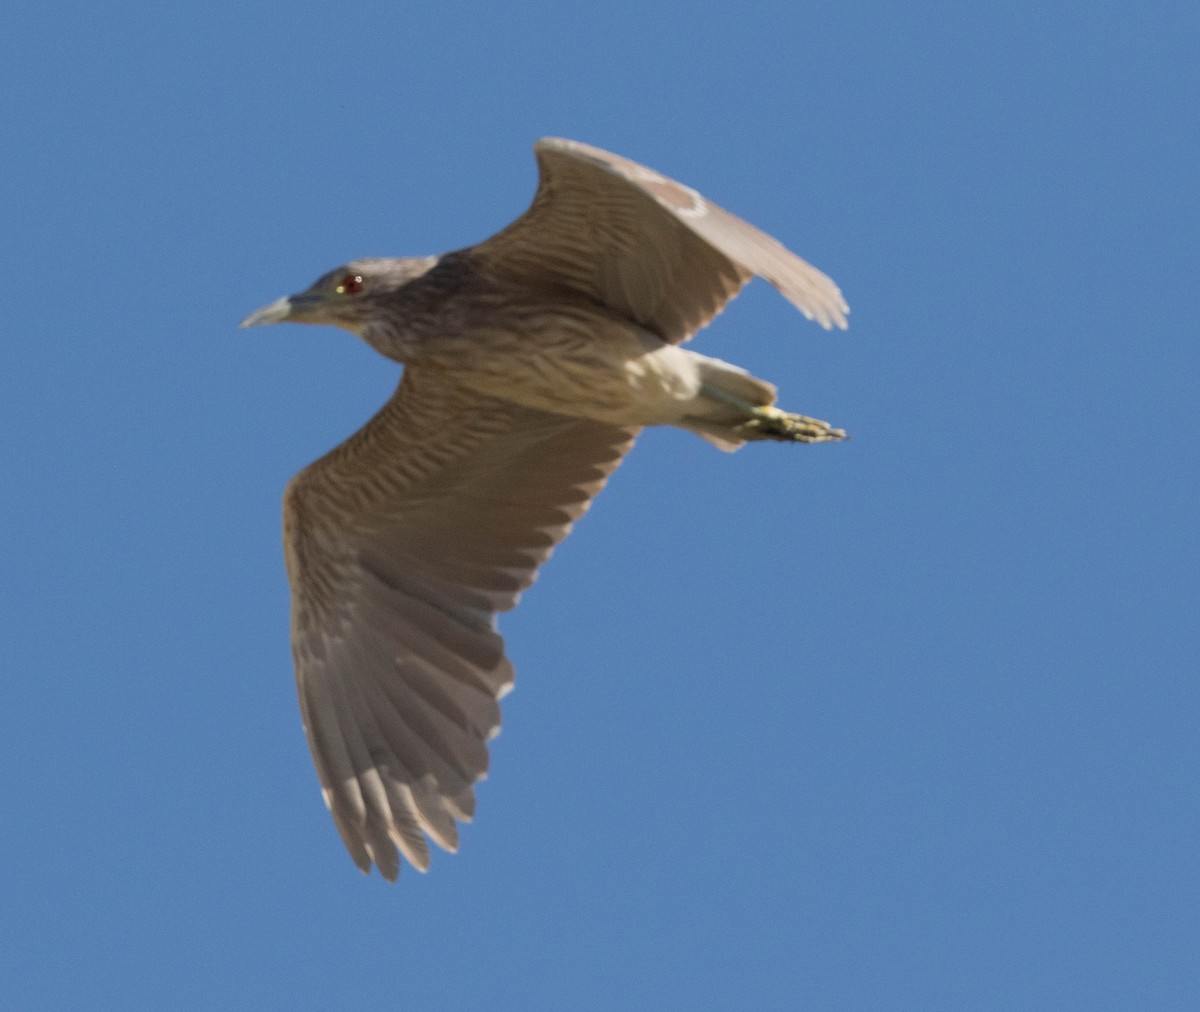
[739, 406, 847, 444]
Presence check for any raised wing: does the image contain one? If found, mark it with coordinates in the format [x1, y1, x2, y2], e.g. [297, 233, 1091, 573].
[469, 137, 848, 343]
[283, 367, 638, 879]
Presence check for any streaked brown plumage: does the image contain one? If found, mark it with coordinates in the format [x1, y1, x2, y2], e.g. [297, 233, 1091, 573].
[240, 138, 849, 880]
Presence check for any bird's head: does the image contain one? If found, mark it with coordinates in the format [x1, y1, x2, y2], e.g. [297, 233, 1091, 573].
[239, 257, 437, 335]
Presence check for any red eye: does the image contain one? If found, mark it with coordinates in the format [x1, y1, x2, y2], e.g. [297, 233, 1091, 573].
[336, 274, 364, 295]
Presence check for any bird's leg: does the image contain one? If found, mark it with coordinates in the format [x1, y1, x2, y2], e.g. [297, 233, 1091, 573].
[736, 405, 847, 443]
[687, 361, 847, 446]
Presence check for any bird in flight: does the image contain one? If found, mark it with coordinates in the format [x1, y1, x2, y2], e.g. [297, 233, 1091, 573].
[241, 138, 849, 880]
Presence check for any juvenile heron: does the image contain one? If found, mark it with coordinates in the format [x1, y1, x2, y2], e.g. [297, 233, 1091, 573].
[241, 138, 849, 880]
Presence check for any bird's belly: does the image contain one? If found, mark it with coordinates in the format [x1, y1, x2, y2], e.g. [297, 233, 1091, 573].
[421, 313, 704, 426]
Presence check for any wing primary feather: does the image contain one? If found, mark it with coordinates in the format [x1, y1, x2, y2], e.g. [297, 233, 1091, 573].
[321, 648, 407, 877]
[358, 652, 479, 829]
[302, 679, 373, 873]
[337, 638, 489, 811]
[404, 652, 501, 736]
[350, 674, 475, 845]
[351, 588, 503, 735]
[357, 564, 511, 692]
[336, 661, 434, 872]
[298, 656, 369, 836]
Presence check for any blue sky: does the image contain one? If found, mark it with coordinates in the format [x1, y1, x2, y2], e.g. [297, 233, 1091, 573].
[3, 2, 1197, 1008]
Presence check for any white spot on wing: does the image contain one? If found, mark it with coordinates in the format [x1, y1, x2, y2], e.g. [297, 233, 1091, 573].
[630, 166, 706, 217]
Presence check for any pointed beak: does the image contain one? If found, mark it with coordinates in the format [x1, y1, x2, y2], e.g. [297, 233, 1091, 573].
[239, 296, 295, 328]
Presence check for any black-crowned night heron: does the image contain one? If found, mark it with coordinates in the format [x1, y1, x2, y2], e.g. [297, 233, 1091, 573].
[241, 138, 849, 880]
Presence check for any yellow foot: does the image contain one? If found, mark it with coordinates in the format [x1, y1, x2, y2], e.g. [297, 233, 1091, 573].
[738, 406, 847, 444]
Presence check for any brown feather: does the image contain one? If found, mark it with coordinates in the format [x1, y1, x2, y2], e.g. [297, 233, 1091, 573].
[470, 137, 847, 342]
[284, 367, 638, 876]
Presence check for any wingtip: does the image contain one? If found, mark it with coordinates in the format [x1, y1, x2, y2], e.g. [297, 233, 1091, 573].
[823, 308, 851, 332]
